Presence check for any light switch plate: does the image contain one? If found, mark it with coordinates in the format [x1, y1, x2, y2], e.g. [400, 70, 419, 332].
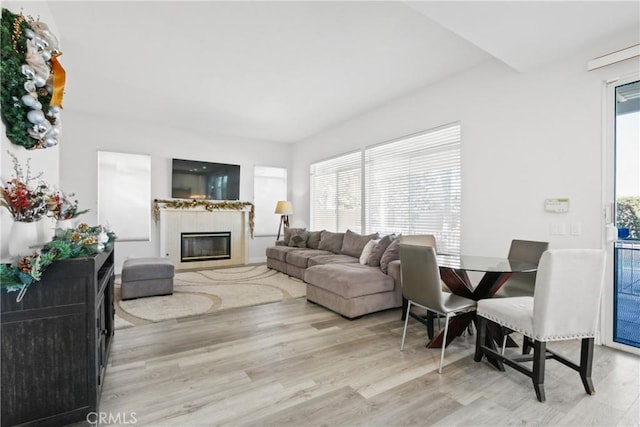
[571, 223, 582, 235]
[550, 222, 568, 235]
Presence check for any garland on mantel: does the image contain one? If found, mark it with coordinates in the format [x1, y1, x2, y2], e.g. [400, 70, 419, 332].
[153, 199, 255, 238]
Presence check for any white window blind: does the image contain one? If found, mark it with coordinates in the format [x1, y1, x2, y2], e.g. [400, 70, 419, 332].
[365, 123, 461, 254]
[310, 151, 362, 233]
[253, 166, 287, 236]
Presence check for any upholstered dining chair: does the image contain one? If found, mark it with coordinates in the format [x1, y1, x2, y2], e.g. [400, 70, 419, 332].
[495, 239, 549, 298]
[474, 249, 606, 402]
[399, 234, 438, 252]
[398, 234, 446, 332]
[399, 244, 477, 374]
[399, 233, 449, 290]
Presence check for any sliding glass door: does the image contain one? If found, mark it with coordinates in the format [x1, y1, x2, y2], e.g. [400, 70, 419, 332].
[605, 77, 640, 352]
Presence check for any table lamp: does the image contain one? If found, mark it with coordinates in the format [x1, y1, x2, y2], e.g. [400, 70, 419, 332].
[274, 201, 293, 240]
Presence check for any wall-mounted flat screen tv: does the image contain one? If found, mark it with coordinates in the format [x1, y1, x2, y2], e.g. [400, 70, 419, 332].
[172, 158, 240, 200]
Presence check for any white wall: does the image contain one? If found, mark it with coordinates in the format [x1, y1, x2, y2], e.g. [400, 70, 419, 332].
[58, 112, 291, 272]
[291, 37, 640, 257]
[4, 1, 636, 267]
[0, 2, 290, 271]
[2, 1, 293, 268]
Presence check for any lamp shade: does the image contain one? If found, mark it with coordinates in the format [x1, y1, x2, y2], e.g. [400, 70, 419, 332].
[274, 201, 293, 215]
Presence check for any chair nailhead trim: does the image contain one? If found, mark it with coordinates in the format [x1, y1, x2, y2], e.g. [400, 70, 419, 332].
[477, 313, 595, 341]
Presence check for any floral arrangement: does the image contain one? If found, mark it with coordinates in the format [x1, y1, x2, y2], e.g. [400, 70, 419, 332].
[153, 199, 255, 238]
[46, 190, 89, 220]
[1, 8, 65, 149]
[0, 151, 48, 222]
[1, 151, 88, 223]
[0, 223, 116, 296]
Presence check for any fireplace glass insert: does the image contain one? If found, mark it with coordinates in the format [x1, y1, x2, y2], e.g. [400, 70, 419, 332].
[181, 231, 231, 262]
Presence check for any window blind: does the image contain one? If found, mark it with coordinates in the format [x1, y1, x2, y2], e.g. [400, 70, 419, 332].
[365, 123, 461, 254]
[310, 151, 362, 233]
[253, 166, 287, 236]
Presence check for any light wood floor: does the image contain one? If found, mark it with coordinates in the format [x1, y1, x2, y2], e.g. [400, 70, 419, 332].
[100, 298, 639, 426]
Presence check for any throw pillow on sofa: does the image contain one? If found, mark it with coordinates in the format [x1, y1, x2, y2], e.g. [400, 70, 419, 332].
[380, 236, 401, 274]
[367, 234, 395, 266]
[286, 228, 308, 248]
[318, 231, 345, 253]
[341, 229, 379, 258]
[306, 230, 324, 249]
[283, 227, 305, 245]
[359, 239, 379, 265]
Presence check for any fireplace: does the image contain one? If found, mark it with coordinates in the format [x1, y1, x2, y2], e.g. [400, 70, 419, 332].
[159, 208, 247, 268]
[180, 231, 231, 262]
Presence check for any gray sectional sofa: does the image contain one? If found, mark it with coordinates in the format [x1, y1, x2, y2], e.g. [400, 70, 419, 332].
[266, 228, 407, 318]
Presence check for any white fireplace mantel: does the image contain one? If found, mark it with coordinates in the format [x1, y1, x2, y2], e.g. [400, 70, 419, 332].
[159, 207, 248, 270]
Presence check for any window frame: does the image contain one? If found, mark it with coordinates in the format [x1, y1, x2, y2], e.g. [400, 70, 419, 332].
[310, 150, 362, 233]
[309, 122, 461, 254]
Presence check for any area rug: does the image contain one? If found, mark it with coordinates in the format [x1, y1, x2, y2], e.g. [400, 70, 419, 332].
[114, 264, 305, 329]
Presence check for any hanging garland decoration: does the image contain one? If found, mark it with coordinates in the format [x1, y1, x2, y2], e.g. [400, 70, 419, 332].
[153, 199, 255, 238]
[0, 8, 65, 150]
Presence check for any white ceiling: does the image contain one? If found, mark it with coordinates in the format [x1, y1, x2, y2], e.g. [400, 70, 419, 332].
[407, 1, 640, 72]
[35, 1, 640, 143]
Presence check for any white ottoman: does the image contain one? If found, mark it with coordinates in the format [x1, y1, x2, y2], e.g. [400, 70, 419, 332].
[121, 258, 175, 300]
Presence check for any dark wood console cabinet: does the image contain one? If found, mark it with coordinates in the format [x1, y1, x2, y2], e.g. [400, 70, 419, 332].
[1, 249, 115, 426]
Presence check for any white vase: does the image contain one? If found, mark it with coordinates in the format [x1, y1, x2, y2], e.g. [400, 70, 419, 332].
[56, 218, 75, 231]
[8, 221, 40, 258]
[38, 217, 56, 243]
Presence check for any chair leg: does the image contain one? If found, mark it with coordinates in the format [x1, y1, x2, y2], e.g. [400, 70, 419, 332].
[438, 313, 451, 374]
[532, 340, 546, 402]
[426, 310, 435, 340]
[474, 316, 487, 362]
[580, 337, 596, 395]
[523, 335, 533, 355]
[400, 301, 412, 351]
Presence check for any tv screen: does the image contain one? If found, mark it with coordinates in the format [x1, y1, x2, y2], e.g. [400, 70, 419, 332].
[172, 159, 240, 200]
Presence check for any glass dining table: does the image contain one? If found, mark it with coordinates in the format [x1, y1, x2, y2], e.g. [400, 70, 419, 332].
[421, 254, 538, 349]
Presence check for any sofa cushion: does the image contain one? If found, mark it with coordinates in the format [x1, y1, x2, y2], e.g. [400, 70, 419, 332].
[340, 229, 379, 258]
[380, 237, 401, 274]
[306, 230, 324, 249]
[266, 245, 301, 262]
[288, 228, 308, 248]
[367, 234, 395, 266]
[308, 254, 359, 267]
[360, 239, 378, 264]
[304, 263, 394, 298]
[318, 231, 345, 253]
[284, 227, 306, 246]
[286, 249, 332, 268]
